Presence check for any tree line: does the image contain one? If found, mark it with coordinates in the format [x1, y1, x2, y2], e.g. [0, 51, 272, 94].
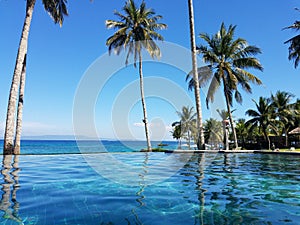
[172, 90, 300, 150]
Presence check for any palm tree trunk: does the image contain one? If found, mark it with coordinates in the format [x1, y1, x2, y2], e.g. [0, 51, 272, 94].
[139, 54, 152, 151]
[14, 54, 27, 155]
[179, 138, 182, 149]
[263, 128, 271, 150]
[4, 0, 36, 155]
[187, 130, 191, 149]
[187, 0, 205, 150]
[222, 85, 238, 150]
[222, 121, 226, 150]
[284, 129, 289, 147]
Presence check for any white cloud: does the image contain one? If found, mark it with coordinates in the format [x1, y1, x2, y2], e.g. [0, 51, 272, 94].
[133, 122, 144, 127]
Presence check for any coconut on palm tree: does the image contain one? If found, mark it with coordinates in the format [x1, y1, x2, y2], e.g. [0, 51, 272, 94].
[106, 0, 167, 151]
[246, 97, 277, 150]
[196, 22, 263, 149]
[4, 0, 68, 155]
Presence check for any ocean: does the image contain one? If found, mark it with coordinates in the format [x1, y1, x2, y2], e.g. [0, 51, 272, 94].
[0, 140, 178, 154]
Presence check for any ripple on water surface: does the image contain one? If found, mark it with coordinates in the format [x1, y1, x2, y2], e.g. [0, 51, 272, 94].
[0, 153, 299, 224]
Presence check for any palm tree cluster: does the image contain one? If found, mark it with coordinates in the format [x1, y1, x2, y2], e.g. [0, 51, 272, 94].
[242, 91, 300, 149]
[172, 106, 197, 149]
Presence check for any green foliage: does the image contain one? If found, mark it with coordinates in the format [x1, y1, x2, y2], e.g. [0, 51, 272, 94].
[203, 118, 222, 147]
[284, 9, 300, 68]
[171, 106, 197, 149]
[105, 0, 167, 65]
[42, 0, 68, 26]
[197, 22, 263, 108]
[245, 91, 300, 148]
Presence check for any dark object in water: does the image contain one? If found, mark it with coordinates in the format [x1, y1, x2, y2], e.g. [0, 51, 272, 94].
[158, 143, 168, 147]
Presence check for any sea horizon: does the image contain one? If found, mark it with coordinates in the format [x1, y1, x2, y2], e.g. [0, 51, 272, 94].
[0, 139, 179, 154]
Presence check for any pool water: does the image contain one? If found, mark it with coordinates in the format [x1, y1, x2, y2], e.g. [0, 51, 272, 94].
[0, 153, 299, 225]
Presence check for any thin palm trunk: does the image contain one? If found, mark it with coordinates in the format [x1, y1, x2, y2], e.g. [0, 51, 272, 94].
[222, 78, 238, 149]
[284, 129, 289, 147]
[179, 138, 182, 149]
[139, 54, 152, 151]
[187, 0, 205, 150]
[14, 54, 27, 155]
[187, 130, 191, 149]
[263, 128, 271, 150]
[4, 0, 36, 154]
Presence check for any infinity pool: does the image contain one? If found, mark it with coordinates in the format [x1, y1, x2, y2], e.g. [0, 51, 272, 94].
[0, 153, 299, 224]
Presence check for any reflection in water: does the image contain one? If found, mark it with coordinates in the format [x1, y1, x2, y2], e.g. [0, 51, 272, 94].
[195, 154, 205, 225]
[0, 155, 23, 224]
[128, 153, 149, 225]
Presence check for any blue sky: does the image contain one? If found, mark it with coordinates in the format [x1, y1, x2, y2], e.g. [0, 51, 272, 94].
[1, 0, 300, 141]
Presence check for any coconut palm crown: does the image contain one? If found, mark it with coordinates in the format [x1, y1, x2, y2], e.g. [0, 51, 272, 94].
[105, 0, 167, 65]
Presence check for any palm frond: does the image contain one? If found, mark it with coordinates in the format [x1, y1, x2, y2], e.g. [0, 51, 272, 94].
[42, 0, 68, 26]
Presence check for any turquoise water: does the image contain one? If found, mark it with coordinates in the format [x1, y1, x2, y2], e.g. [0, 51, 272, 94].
[0, 150, 299, 225]
[0, 140, 178, 154]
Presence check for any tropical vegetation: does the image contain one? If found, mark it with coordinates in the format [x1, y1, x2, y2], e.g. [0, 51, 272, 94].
[186, 23, 263, 150]
[172, 106, 197, 149]
[171, 90, 300, 150]
[105, 0, 167, 151]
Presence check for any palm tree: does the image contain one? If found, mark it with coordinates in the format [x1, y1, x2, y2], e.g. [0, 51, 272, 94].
[245, 97, 277, 150]
[284, 9, 300, 68]
[171, 122, 182, 149]
[203, 118, 222, 149]
[293, 99, 300, 128]
[4, 0, 68, 155]
[187, 0, 205, 150]
[176, 106, 197, 149]
[235, 118, 252, 149]
[106, 0, 167, 151]
[197, 22, 263, 149]
[3, 0, 68, 154]
[271, 91, 297, 147]
[14, 54, 27, 154]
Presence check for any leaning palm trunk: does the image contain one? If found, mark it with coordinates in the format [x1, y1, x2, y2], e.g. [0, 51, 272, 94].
[4, 0, 36, 155]
[187, 0, 205, 150]
[223, 78, 238, 149]
[139, 54, 152, 151]
[14, 54, 27, 154]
